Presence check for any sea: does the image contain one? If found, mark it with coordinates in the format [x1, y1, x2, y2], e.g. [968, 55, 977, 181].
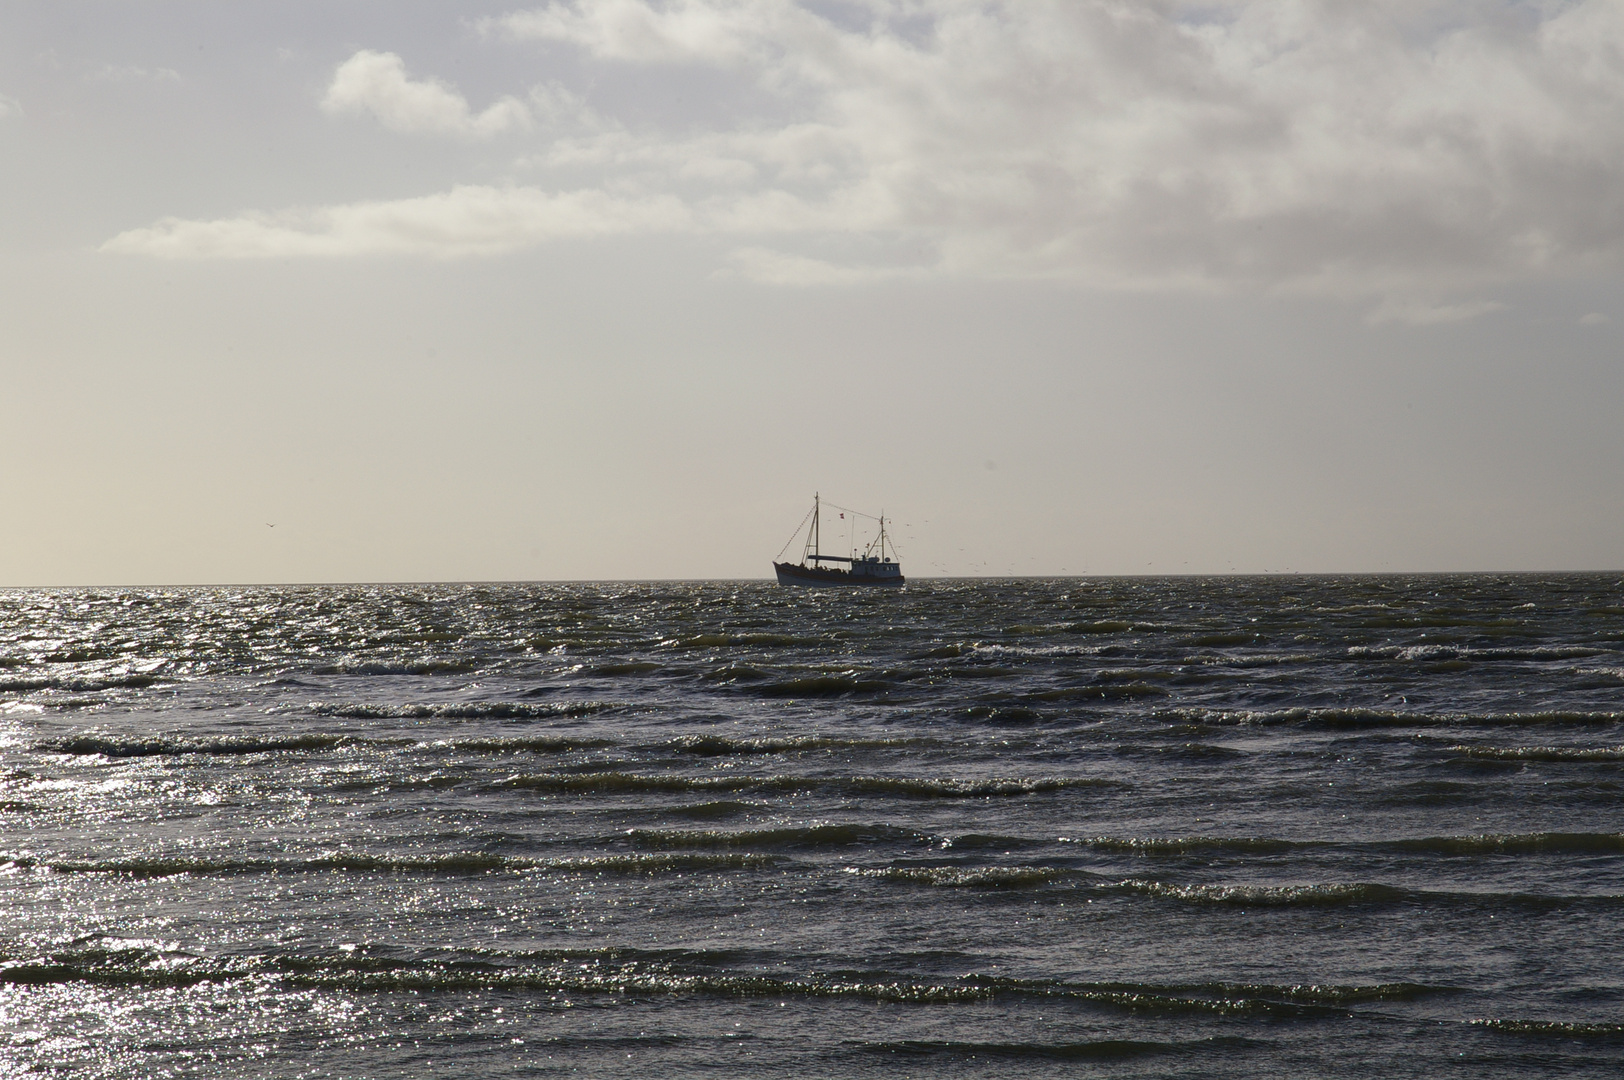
[1, 575, 1621, 1078]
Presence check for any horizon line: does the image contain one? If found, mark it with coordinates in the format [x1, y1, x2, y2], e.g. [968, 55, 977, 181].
[2, 570, 1621, 589]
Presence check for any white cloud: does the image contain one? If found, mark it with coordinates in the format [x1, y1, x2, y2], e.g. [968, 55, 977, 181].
[1580, 311, 1611, 324]
[101, 186, 692, 258]
[322, 50, 531, 136]
[0, 94, 20, 119]
[487, 0, 784, 65]
[114, 2, 1624, 294]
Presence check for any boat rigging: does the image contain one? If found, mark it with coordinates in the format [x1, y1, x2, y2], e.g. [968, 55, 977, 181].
[773, 494, 905, 587]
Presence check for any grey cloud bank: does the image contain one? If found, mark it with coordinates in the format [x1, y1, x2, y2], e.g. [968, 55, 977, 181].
[103, 0, 1624, 300]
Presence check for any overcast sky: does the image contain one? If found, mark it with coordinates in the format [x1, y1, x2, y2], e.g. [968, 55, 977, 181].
[4, 0, 1624, 583]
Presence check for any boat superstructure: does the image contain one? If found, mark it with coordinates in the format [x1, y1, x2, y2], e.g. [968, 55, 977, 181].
[773, 494, 905, 587]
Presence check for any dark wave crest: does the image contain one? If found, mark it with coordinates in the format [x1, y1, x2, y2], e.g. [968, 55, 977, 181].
[499, 772, 1087, 798]
[0, 851, 779, 878]
[1448, 744, 1624, 762]
[1160, 707, 1624, 729]
[1374, 832, 1624, 856]
[846, 864, 1079, 888]
[307, 700, 623, 719]
[0, 673, 163, 693]
[862, 1037, 1237, 1060]
[1064, 835, 1308, 856]
[627, 823, 928, 851]
[663, 734, 925, 755]
[1106, 879, 1409, 906]
[0, 941, 1455, 1018]
[44, 733, 355, 757]
[1470, 1019, 1624, 1038]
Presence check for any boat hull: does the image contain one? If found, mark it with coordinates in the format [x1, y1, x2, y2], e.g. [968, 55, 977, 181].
[773, 562, 905, 587]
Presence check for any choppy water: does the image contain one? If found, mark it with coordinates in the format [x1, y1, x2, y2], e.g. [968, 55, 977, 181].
[2, 576, 1622, 1077]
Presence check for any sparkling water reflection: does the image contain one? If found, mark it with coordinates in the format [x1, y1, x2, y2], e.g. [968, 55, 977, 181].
[1, 577, 1622, 1077]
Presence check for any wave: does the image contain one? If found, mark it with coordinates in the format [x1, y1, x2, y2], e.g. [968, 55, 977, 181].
[43, 733, 355, 757]
[971, 643, 1107, 659]
[939, 833, 1042, 850]
[756, 675, 895, 698]
[1373, 832, 1624, 856]
[310, 660, 483, 676]
[1106, 879, 1407, 906]
[665, 800, 757, 820]
[846, 864, 1078, 888]
[1112, 980, 1448, 1005]
[307, 700, 623, 720]
[526, 853, 782, 874]
[414, 735, 616, 753]
[960, 705, 1042, 723]
[1052, 832, 1624, 859]
[1063, 835, 1306, 856]
[1470, 1019, 1624, 1038]
[42, 731, 627, 759]
[1103, 875, 1620, 908]
[668, 633, 822, 649]
[861, 1038, 1240, 1060]
[1348, 644, 1607, 662]
[1159, 707, 1624, 729]
[0, 942, 1447, 1015]
[502, 772, 755, 794]
[0, 673, 162, 693]
[1111, 742, 1248, 760]
[626, 823, 928, 851]
[1028, 682, 1168, 701]
[662, 734, 924, 756]
[584, 661, 663, 676]
[290, 968, 999, 1000]
[999, 986, 1353, 1019]
[1448, 744, 1624, 762]
[1064, 621, 1134, 635]
[11, 696, 104, 712]
[1187, 651, 1322, 668]
[499, 772, 1089, 798]
[0, 851, 779, 878]
[700, 663, 772, 683]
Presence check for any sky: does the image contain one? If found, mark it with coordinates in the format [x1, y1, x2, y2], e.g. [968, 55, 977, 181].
[4, 0, 1624, 583]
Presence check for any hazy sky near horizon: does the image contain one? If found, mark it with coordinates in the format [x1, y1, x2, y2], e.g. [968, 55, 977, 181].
[5, 0, 1624, 583]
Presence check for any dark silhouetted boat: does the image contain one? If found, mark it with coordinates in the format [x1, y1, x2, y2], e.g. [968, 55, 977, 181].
[773, 494, 904, 587]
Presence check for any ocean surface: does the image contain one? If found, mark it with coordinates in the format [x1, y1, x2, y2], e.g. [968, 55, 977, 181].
[1, 575, 1622, 1077]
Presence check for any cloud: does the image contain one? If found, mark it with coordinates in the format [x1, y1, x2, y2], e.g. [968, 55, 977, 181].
[1366, 298, 1505, 326]
[92, 64, 180, 83]
[114, 2, 1624, 294]
[487, 0, 784, 65]
[1580, 311, 1611, 325]
[101, 186, 692, 258]
[322, 50, 530, 136]
[720, 245, 929, 285]
[0, 94, 20, 119]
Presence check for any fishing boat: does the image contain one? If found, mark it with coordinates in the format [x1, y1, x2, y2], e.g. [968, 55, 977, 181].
[773, 494, 905, 587]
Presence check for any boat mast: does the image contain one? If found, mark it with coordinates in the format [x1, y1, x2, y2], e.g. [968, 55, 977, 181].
[802, 493, 821, 565]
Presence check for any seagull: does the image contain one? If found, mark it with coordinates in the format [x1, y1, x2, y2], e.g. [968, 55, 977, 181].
[266, 523, 276, 528]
